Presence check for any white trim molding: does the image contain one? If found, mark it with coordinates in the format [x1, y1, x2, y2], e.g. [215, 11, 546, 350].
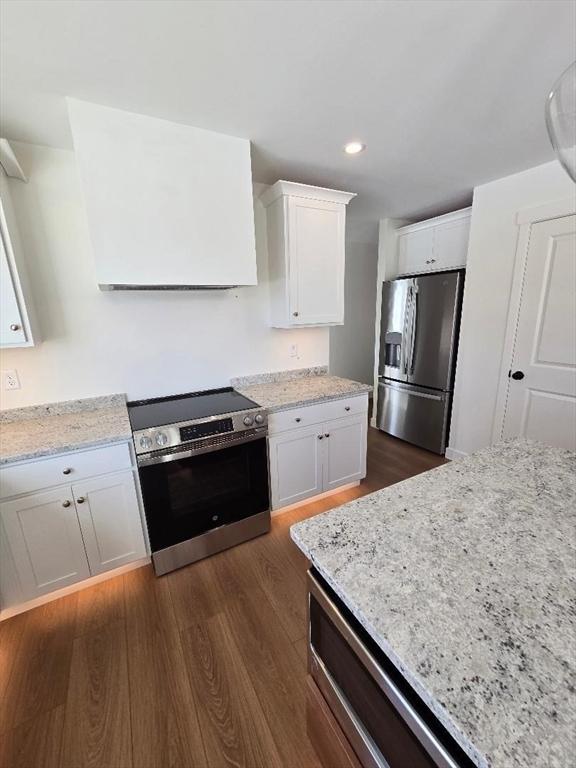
[515, 197, 575, 225]
[445, 447, 467, 460]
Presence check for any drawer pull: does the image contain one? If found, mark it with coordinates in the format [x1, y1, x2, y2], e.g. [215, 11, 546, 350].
[295, 417, 301, 423]
[344, 406, 350, 411]
[76, 496, 85, 504]
[62, 500, 71, 508]
[62, 468, 72, 475]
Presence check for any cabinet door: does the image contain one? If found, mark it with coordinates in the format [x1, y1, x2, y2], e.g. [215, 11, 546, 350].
[397, 228, 434, 276]
[287, 197, 345, 325]
[73, 471, 146, 575]
[268, 425, 324, 510]
[323, 415, 367, 492]
[0, 488, 90, 599]
[0, 222, 27, 346]
[433, 217, 470, 270]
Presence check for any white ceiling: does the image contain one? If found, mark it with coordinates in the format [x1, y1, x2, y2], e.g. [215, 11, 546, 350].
[1, 0, 574, 237]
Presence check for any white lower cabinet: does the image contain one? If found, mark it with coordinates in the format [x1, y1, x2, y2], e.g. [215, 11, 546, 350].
[268, 397, 368, 511]
[73, 471, 146, 575]
[268, 425, 324, 509]
[323, 415, 367, 491]
[1, 487, 91, 598]
[0, 442, 147, 610]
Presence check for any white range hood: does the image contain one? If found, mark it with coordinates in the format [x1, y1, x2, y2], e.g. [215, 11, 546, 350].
[68, 99, 257, 289]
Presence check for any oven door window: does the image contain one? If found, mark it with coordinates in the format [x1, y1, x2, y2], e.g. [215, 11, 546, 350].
[139, 438, 269, 552]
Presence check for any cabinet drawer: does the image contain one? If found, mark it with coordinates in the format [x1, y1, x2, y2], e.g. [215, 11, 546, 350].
[268, 394, 368, 435]
[0, 442, 133, 499]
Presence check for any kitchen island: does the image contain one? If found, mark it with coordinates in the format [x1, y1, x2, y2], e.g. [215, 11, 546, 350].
[291, 439, 576, 768]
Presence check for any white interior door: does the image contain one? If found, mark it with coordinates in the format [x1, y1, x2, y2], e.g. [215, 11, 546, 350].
[288, 197, 344, 324]
[502, 214, 576, 449]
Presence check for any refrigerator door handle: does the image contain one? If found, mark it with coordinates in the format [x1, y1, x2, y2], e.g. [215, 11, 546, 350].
[402, 286, 413, 375]
[409, 288, 419, 375]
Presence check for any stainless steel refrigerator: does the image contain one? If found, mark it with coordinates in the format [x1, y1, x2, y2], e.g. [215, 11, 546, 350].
[376, 270, 464, 454]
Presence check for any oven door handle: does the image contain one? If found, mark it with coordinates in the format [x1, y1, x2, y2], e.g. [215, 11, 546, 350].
[137, 429, 267, 467]
[307, 571, 462, 768]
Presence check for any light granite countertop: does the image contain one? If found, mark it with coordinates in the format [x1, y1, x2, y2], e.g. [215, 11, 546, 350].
[291, 439, 576, 768]
[232, 367, 372, 412]
[0, 395, 132, 465]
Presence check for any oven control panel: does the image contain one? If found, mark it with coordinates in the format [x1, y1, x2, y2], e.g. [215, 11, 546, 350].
[180, 417, 234, 442]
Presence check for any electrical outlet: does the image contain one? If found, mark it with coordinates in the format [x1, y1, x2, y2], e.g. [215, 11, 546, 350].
[2, 369, 21, 390]
[289, 343, 298, 358]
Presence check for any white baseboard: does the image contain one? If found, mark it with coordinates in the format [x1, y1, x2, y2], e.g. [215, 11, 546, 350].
[271, 481, 361, 517]
[0, 556, 150, 621]
[445, 447, 468, 460]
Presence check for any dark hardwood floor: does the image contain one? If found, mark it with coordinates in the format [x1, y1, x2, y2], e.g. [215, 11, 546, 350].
[0, 427, 445, 768]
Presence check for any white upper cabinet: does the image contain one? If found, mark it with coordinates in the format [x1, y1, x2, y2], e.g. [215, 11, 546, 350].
[261, 181, 355, 327]
[67, 99, 257, 289]
[397, 208, 471, 276]
[0, 173, 38, 347]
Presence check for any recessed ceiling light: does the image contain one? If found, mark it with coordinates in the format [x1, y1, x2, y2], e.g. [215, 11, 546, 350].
[343, 141, 366, 155]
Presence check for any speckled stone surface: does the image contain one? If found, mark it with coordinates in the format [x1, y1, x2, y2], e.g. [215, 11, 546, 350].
[236, 374, 372, 412]
[291, 439, 576, 768]
[0, 395, 132, 465]
[231, 366, 328, 387]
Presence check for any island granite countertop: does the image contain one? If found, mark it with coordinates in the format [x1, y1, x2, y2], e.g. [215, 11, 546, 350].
[232, 366, 372, 412]
[0, 394, 132, 465]
[291, 439, 576, 768]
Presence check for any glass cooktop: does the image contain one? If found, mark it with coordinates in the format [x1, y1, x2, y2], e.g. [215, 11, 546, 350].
[127, 387, 260, 430]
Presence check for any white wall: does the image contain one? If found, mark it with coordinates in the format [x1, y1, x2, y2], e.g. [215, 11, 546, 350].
[329, 238, 378, 385]
[448, 160, 575, 457]
[0, 143, 329, 409]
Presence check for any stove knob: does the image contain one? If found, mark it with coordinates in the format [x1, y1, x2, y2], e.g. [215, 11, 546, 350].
[139, 436, 152, 451]
[155, 432, 168, 447]
[243, 415, 254, 427]
[254, 413, 265, 425]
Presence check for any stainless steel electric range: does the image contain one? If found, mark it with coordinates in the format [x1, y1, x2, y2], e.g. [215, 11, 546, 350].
[128, 388, 270, 575]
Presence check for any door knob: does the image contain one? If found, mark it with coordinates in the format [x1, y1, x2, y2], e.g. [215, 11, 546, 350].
[62, 500, 71, 508]
[76, 497, 85, 504]
[510, 370, 525, 380]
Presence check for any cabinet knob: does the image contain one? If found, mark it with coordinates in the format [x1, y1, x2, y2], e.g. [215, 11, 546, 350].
[344, 406, 350, 411]
[324, 433, 330, 438]
[318, 435, 323, 440]
[295, 417, 301, 423]
[431, 258, 436, 263]
[9, 323, 21, 331]
[76, 496, 85, 504]
[62, 500, 71, 508]
[425, 260, 430, 264]
[293, 311, 299, 317]
[62, 468, 72, 475]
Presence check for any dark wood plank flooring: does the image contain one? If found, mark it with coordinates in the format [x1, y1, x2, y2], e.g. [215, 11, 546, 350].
[0, 428, 445, 768]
